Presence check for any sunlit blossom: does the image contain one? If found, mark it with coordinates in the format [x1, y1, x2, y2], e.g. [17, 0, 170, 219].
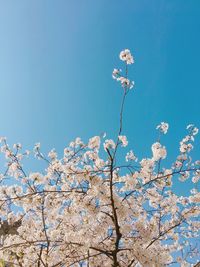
[0, 50, 199, 267]
[119, 49, 134, 64]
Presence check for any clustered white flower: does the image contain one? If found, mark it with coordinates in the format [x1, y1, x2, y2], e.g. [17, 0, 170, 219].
[179, 125, 199, 153]
[0, 50, 199, 267]
[88, 136, 101, 150]
[156, 122, 169, 134]
[151, 142, 167, 161]
[118, 76, 134, 89]
[119, 49, 134, 64]
[112, 68, 121, 80]
[118, 135, 128, 147]
[0, 127, 199, 267]
[126, 150, 137, 162]
[112, 49, 135, 90]
[103, 139, 116, 151]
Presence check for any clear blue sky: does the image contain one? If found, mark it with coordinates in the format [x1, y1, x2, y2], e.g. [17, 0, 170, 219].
[0, 1, 199, 188]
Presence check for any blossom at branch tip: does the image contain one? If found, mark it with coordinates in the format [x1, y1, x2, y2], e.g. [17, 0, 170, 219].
[119, 49, 134, 64]
[156, 122, 169, 134]
[112, 49, 135, 90]
[117, 76, 134, 89]
[69, 137, 83, 148]
[179, 125, 198, 153]
[112, 69, 135, 89]
[180, 142, 193, 153]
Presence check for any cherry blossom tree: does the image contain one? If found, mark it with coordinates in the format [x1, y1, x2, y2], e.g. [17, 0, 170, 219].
[0, 49, 199, 267]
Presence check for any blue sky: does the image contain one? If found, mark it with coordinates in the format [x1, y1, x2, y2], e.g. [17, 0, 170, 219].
[0, 1, 199, 189]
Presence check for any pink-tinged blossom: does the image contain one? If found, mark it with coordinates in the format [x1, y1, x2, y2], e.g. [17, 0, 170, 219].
[103, 139, 116, 150]
[0, 50, 199, 267]
[180, 142, 193, 153]
[94, 158, 105, 168]
[88, 136, 100, 150]
[178, 125, 198, 155]
[179, 171, 190, 182]
[151, 142, 167, 161]
[117, 76, 134, 89]
[189, 192, 200, 203]
[119, 49, 134, 64]
[118, 135, 128, 147]
[156, 122, 169, 134]
[174, 160, 183, 169]
[112, 68, 121, 80]
[113, 49, 135, 90]
[117, 77, 134, 89]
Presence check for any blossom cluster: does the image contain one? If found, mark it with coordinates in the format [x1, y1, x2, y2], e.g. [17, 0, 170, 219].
[119, 49, 134, 64]
[151, 142, 167, 161]
[0, 50, 199, 267]
[156, 122, 169, 134]
[0, 123, 199, 266]
[112, 49, 135, 89]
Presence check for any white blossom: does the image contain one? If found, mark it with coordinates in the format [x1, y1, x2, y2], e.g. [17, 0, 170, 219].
[48, 149, 57, 160]
[156, 122, 169, 134]
[0, 50, 198, 267]
[119, 49, 134, 64]
[151, 142, 167, 161]
[88, 136, 100, 150]
[112, 68, 121, 80]
[118, 135, 128, 147]
[103, 139, 116, 150]
[117, 76, 134, 89]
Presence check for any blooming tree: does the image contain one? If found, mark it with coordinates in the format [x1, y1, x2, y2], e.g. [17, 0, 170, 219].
[0, 49, 199, 267]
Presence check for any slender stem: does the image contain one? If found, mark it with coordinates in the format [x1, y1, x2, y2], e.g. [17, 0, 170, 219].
[113, 64, 128, 162]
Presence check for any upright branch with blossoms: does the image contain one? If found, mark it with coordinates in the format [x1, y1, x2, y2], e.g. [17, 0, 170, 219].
[0, 49, 199, 267]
